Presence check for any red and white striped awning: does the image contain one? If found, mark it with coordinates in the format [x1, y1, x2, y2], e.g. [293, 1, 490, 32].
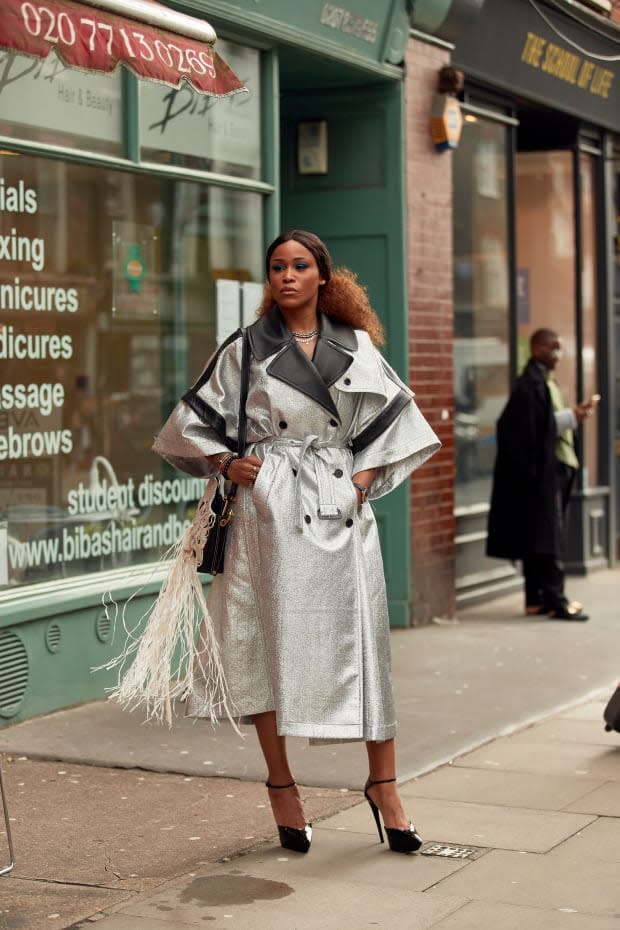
[0, 0, 246, 96]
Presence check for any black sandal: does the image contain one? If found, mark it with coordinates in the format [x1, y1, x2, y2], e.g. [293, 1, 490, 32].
[364, 777, 422, 854]
[265, 780, 312, 853]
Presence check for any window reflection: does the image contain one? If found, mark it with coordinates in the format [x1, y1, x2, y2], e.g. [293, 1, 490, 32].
[453, 117, 510, 508]
[140, 41, 261, 179]
[515, 150, 599, 488]
[0, 154, 262, 588]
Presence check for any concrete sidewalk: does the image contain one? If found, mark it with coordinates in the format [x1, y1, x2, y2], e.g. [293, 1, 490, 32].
[1, 570, 619, 928]
[62, 695, 620, 929]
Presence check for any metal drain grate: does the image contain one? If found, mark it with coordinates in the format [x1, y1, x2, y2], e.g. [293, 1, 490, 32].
[421, 842, 482, 860]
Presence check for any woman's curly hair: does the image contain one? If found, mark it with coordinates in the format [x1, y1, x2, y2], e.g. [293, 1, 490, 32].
[257, 229, 385, 347]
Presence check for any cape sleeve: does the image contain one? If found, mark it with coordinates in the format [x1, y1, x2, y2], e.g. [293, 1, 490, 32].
[350, 346, 441, 500]
[152, 331, 244, 478]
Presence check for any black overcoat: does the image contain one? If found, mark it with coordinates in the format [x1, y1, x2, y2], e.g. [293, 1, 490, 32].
[486, 359, 560, 560]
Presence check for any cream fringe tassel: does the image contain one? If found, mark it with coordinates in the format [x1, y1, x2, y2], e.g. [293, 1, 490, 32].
[96, 478, 241, 733]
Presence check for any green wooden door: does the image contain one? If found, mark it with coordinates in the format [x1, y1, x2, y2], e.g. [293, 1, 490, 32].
[280, 81, 411, 626]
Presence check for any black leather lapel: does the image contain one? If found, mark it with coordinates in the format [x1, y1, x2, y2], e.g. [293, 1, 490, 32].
[249, 305, 358, 360]
[312, 337, 353, 387]
[249, 304, 359, 421]
[267, 341, 341, 420]
[248, 305, 289, 360]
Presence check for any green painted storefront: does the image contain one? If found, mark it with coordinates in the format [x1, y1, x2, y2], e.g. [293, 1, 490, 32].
[0, 0, 447, 724]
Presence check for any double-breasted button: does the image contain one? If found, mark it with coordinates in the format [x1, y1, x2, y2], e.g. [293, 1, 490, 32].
[304, 514, 312, 524]
[344, 377, 351, 386]
[279, 420, 288, 430]
[329, 418, 338, 427]
[345, 518, 353, 527]
[333, 468, 343, 478]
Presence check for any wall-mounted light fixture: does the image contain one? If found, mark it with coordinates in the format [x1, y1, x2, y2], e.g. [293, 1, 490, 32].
[429, 66, 464, 152]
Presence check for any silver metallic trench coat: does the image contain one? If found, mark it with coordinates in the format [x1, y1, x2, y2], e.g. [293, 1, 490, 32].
[153, 306, 440, 743]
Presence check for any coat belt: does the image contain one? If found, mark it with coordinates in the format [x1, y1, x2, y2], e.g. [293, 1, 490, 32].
[264, 436, 352, 530]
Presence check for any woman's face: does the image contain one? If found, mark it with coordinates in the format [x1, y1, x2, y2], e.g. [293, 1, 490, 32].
[268, 239, 325, 318]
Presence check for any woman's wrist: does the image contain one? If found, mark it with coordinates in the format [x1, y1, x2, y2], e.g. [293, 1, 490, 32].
[352, 481, 370, 504]
[214, 451, 237, 479]
[352, 469, 376, 502]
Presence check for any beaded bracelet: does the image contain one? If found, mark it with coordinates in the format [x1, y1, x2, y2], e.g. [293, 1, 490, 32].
[216, 452, 236, 479]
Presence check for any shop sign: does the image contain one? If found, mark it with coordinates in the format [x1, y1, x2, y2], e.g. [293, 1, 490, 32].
[203, 0, 410, 67]
[453, 0, 620, 133]
[0, 0, 245, 96]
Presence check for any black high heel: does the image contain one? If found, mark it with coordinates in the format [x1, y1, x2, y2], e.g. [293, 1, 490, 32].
[266, 780, 312, 853]
[364, 777, 422, 854]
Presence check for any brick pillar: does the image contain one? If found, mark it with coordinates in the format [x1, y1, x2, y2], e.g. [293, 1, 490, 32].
[405, 38, 456, 623]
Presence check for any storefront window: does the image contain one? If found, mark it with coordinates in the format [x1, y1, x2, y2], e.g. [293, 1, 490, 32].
[140, 41, 261, 178]
[0, 153, 263, 589]
[516, 152, 576, 397]
[516, 150, 599, 486]
[453, 117, 510, 508]
[0, 50, 122, 156]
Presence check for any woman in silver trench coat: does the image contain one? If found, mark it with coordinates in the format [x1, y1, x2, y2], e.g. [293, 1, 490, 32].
[153, 230, 440, 854]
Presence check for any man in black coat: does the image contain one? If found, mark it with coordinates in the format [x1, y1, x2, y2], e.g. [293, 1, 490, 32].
[487, 328, 595, 621]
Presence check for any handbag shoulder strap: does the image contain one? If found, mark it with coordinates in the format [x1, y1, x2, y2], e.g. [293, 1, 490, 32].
[237, 328, 251, 454]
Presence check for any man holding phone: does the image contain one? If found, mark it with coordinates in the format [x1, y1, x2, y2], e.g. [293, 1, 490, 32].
[487, 328, 596, 621]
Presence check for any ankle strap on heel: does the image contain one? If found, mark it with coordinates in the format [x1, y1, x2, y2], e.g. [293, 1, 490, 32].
[366, 777, 396, 788]
[266, 780, 296, 789]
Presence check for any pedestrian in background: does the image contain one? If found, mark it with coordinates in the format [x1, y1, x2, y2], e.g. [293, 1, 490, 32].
[487, 327, 596, 621]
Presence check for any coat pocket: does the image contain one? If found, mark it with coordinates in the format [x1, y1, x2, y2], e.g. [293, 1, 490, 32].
[251, 452, 280, 516]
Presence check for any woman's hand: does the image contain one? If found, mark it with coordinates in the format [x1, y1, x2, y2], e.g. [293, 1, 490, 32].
[352, 469, 376, 505]
[227, 455, 262, 487]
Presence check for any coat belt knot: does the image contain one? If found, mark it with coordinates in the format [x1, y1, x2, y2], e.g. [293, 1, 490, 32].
[269, 436, 351, 530]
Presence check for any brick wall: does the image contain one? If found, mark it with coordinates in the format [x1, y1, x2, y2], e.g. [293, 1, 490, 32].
[404, 39, 456, 623]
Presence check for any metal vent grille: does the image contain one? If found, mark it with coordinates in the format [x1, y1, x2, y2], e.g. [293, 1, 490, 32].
[95, 610, 112, 644]
[45, 623, 62, 654]
[0, 630, 29, 718]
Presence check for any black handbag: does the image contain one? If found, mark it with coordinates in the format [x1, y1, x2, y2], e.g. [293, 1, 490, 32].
[197, 329, 250, 575]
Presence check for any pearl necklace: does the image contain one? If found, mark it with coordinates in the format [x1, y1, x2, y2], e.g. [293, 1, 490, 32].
[291, 328, 320, 343]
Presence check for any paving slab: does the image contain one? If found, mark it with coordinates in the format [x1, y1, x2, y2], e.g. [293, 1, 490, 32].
[549, 817, 620, 863]
[221, 827, 470, 892]
[322, 796, 595, 853]
[494, 716, 619, 747]
[427, 848, 620, 916]
[454, 738, 620, 779]
[565, 781, 620, 816]
[430, 899, 620, 930]
[401, 766, 605, 811]
[104, 861, 469, 930]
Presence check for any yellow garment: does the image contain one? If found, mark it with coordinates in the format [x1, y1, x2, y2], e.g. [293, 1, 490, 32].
[544, 370, 579, 469]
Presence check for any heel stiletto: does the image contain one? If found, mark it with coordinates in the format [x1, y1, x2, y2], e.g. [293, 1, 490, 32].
[265, 780, 312, 853]
[364, 777, 422, 854]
